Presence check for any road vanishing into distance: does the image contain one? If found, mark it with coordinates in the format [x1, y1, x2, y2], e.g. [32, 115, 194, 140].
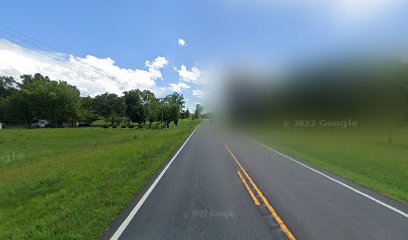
[103, 123, 408, 240]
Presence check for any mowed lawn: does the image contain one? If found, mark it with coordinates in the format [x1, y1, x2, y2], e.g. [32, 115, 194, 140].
[0, 120, 198, 239]
[256, 127, 408, 203]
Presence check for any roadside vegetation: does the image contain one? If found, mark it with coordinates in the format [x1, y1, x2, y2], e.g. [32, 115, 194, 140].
[0, 72, 204, 239]
[0, 120, 198, 239]
[0, 73, 204, 128]
[255, 126, 408, 203]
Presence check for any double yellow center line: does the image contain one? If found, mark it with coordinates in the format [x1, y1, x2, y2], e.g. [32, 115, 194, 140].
[221, 140, 296, 240]
[237, 170, 260, 206]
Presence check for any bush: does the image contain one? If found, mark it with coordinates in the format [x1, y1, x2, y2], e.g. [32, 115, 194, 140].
[128, 125, 135, 128]
[102, 125, 109, 128]
[121, 125, 127, 128]
[112, 125, 117, 128]
[91, 119, 109, 127]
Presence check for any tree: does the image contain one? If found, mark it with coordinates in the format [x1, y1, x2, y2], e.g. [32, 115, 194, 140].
[10, 74, 82, 126]
[194, 104, 203, 119]
[0, 76, 20, 121]
[93, 92, 126, 125]
[180, 109, 191, 119]
[0, 72, 191, 129]
[79, 96, 98, 123]
[161, 92, 185, 127]
[124, 90, 145, 125]
[0, 76, 19, 99]
[141, 90, 159, 127]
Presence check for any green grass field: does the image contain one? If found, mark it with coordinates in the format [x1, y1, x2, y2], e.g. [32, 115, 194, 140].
[255, 127, 408, 203]
[0, 120, 198, 239]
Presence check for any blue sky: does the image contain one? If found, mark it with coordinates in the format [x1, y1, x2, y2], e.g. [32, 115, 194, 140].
[1, 0, 408, 110]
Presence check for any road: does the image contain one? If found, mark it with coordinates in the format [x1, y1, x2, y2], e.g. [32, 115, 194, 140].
[103, 124, 408, 240]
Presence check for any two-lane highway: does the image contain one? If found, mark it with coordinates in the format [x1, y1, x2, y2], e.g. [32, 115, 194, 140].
[103, 124, 408, 240]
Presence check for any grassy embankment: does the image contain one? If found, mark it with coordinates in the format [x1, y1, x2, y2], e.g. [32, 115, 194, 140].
[256, 127, 408, 203]
[0, 120, 198, 239]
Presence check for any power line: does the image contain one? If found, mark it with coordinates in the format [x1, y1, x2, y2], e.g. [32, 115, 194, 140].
[0, 24, 143, 94]
[0, 30, 102, 81]
[0, 23, 108, 76]
[0, 25, 107, 81]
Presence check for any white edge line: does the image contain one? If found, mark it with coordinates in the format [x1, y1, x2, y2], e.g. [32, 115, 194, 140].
[249, 138, 408, 218]
[110, 125, 200, 240]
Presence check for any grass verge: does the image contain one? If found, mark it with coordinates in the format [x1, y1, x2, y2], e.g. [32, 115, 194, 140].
[0, 120, 198, 239]
[255, 127, 408, 203]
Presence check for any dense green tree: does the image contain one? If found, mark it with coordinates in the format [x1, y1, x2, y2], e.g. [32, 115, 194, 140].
[10, 74, 82, 125]
[180, 109, 191, 119]
[0, 73, 193, 129]
[0, 76, 19, 99]
[165, 92, 185, 108]
[93, 92, 126, 125]
[161, 92, 185, 127]
[0, 76, 20, 121]
[124, 90, 145, 125]
[79, 96, 98, 123]
[141, 90, 159, 127]
[1, 91, 32, 123]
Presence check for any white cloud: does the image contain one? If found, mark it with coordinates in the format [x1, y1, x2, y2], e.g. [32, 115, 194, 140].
[192, 89, 209, 100]
[175, 65, 201, 83]
[169, 82, 190, 92]
[145, 56, 168, 70]
[178, 38, 186, 46]
[0, 39, 167, 96]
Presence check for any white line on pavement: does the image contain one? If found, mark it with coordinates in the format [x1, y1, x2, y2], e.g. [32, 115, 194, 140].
[110, 125, 199, 240]
[250, 138, 408, 218]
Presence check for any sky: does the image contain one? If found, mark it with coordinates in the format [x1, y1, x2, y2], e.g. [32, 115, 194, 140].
[1, 0, 408, 110]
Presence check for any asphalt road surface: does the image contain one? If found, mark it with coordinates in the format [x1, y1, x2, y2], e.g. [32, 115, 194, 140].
[103, 124, 408, 240]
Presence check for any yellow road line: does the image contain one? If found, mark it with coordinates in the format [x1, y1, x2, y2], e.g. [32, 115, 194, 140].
[222, 140, 296, 240]
[237, 170, 260, 206]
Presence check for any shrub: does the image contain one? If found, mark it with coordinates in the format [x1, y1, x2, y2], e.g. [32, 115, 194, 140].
[128, 125, 135, 128]
[102, 125, 109, 128]
[112, 125, 117, 129]
[121, 126, 127, 128]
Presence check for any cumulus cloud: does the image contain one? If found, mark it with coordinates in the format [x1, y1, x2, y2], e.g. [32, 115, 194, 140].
[175, 65, 201, 83]
[0, 39, 167, 96]
[169, 82, 190, 92]
[178, 38, 186, 46]
[192, 89, 209, 100]
[145, 56, 168, 70]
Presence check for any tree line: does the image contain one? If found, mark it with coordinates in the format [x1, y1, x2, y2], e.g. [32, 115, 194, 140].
[0, 73, 203, 127]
